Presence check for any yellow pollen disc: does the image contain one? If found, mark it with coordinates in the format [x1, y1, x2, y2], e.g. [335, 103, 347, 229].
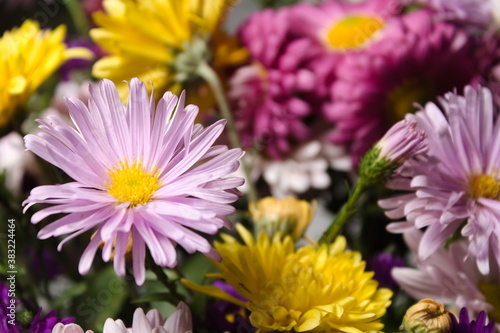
[326, 16, 384, 50]
[106, 159, 161, 206]
[469, 174, 500, 200]
[387, 79, 433, 122]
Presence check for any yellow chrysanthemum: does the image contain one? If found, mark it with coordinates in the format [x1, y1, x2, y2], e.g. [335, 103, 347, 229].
[0, 20, 93, 129]
[183, 225, 393, 333]
[91, 0, 245, 100]
[250, 196, 316, 240]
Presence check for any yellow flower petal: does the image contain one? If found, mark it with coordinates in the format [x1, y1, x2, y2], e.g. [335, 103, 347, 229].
[180, 278, 246, 308]
[64, 47, 95, 61]
[0, 20, 80, 128]
[8, 76, 27, 95]
[90, 0, 235, 102]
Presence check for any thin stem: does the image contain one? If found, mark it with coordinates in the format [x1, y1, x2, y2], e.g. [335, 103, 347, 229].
[196, 61, 258, 202]
[148, 256, 185, 304]
[65, 0, 89, 36]
[319, 179, 366, 244]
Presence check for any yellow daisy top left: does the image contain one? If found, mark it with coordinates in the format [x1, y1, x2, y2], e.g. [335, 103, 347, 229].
[90, 0, 244, 99]
[0, 20, 94, 129]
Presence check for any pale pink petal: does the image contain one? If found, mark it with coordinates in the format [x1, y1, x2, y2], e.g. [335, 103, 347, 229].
[79, 230, 104, 275]
[132, 308, 153, 332]
[132, 228, 146, 286]
[163, 302, 192, 333]
[103, 318, 128, 333]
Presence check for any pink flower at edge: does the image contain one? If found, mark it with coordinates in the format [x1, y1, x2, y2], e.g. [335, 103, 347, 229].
[392, 229, 498, 320]
[379, 85, 500, 275]
[103, 302, 192, 333]
[52, 302, 193, 333]
[23, 78, 244, 285]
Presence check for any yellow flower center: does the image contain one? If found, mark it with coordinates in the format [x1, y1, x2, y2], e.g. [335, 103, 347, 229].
[478, 282, 500, 322]
[326, 16, 384, 50]
[107, 159, 161, 206]
[468, 174, 500, 200]
[387, 79, 433, 122]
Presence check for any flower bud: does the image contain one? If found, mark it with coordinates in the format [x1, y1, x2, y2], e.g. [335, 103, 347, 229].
[377, 119, 427, 164]
[249, 196, 316, 240]
[401, 299, 453, 333]
[359, 119, 427, 185]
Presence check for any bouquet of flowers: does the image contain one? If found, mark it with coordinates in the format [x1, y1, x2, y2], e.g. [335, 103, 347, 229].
[1, 0, 500, 332]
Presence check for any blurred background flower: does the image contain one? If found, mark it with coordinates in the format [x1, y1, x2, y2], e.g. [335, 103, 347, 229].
[0, 20, 93, 134]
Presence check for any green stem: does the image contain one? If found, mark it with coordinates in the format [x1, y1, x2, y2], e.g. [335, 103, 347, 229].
[148, 257, 185, 304]
[319, 179, 367, 244]
[65, 0, 89, 36]
[196, 61, 258, 202]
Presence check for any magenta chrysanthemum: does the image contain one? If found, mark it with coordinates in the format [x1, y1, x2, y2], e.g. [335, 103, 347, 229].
[230, 8, 317, 159]
[325, 9, 479, 163]
[379, 85, 500, 275]
[23, 78, 244, 285]
[292, 0, 402, 53]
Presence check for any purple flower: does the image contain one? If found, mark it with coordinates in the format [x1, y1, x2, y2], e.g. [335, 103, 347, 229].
[452, 308, 495, 333]
[23, 78, 244, 285]
[59, 39, 98, 81]
[380, 85, 500, 275]
[368, 253, 405, 290]
[27, 309, 74, 333]
[1, 282, 21, 333]
[205, 280, 250, 332]
[1, 282, 73, 333]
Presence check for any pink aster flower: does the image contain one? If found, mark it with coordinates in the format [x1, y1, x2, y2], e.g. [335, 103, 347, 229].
[52, 302, 192, 333]
[326, 9, 480, 163]
[392, 230, 498, 319]
[103, 302, 192, 333]
[379, 85, 500, 275]
[52, 323, 93, 333]
[230, 8, 318, 159]
[23, 78, 244, 285]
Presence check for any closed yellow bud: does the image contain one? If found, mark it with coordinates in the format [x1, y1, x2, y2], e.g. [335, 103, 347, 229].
[249, 196, 316, 240]
[401, 299, 453, 333]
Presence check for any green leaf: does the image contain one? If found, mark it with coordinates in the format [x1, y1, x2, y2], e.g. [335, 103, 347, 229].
[52, 282, 87, 309]
[71, 267, 128, 331]
[131, 292, 177, 304]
